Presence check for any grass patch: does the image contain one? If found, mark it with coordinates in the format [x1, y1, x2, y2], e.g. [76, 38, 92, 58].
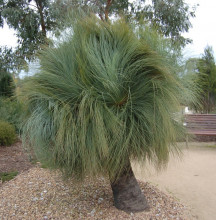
[40, 163, 49, 169]
[30, 158, 39, 165]
[30, 159, 49, 169]
[0, 171, 18, 183]
[207, 145, 216, 148]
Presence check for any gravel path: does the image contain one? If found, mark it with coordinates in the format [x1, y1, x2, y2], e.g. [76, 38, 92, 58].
[0, 167, 193, 220]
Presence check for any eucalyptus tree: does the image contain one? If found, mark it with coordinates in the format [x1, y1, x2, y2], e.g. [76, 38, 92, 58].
[22, 15, 195, 212]
[0, 46, 27, 74]
[56, 0, 197, 47]
[0, 0, 196, 78]
[0, 0, 61, 60]
[0, 0, 197, 59]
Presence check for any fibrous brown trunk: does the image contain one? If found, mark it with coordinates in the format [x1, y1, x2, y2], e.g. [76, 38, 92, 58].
[110, 161, 148, 213]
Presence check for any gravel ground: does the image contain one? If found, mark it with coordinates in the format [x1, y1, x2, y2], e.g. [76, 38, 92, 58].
[0, 167, 194, 220]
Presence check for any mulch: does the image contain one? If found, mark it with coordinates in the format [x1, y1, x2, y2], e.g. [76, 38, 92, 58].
[0, 140, 33, 173]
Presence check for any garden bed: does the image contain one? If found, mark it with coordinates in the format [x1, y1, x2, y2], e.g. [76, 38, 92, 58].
[0, 142, 194, 219]
[0, 141, 33, 173]
[0, 167, 194, 219]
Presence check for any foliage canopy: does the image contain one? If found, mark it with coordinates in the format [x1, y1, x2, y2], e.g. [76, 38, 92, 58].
[0, 0, 60, 59]
[0, 0, 196, 73]
[57, 0, 196, 47]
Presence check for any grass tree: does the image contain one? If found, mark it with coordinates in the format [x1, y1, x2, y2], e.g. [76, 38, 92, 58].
[22, 16, 193, 212]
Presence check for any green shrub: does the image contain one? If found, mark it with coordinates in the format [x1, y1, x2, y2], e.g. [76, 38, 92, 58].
[0, 72, 15, 97]
[0, 121, 16, 146]
[0, 97, 24, 132]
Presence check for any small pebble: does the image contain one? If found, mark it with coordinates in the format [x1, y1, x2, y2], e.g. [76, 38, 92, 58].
[98, 198, 104, 204]
[90, 208, 96, 216]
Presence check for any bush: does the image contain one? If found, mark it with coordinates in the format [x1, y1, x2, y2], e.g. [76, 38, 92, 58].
[0, 72, 15, 97]
[0, 121, 16, 146]
[0, 97, 24, 132]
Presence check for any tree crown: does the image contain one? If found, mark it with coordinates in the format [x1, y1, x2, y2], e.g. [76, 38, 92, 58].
[22, 15, 196, 180]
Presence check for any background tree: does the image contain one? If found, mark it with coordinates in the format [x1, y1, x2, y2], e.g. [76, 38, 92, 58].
[0, 0, 196, 69]
[185, 46, 216, 113]
[132, 0, 197, 47]
[21, 15, 196, 212]
[0, 46, 25, 130]
[0, 47, 17, 97]
[56, 0, 196, 47]
[197, 46, 216, 113]
[0, 0, 62, 60]
[0, 72, 14, 97]
[0, 46, 26, 73]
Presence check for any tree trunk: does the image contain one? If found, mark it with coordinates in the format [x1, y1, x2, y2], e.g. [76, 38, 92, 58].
[35, 0, 46, 37]
[105, 0, 112, 21]
[110, 160, 149, 213]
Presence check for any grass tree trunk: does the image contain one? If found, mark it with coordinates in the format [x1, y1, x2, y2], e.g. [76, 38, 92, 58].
[110, 160, 149, 213]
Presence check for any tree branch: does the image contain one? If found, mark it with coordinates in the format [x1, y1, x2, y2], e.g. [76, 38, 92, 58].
[26, 3, 38, 10]
[105, 0, 113, 21]
[99, 13, 104, 21]
[35, 0, 46, 37]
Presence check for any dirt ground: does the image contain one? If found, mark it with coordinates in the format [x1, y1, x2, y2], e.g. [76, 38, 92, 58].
[0, 140, 33, 174]
[133, 142, 216, 220]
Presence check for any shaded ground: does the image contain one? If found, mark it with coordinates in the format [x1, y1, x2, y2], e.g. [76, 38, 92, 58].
[0, 141, 33, 173]
[133, 142, 216, 220]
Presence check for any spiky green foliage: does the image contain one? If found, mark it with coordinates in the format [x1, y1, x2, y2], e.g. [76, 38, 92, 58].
[22, 16, 190, 180]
